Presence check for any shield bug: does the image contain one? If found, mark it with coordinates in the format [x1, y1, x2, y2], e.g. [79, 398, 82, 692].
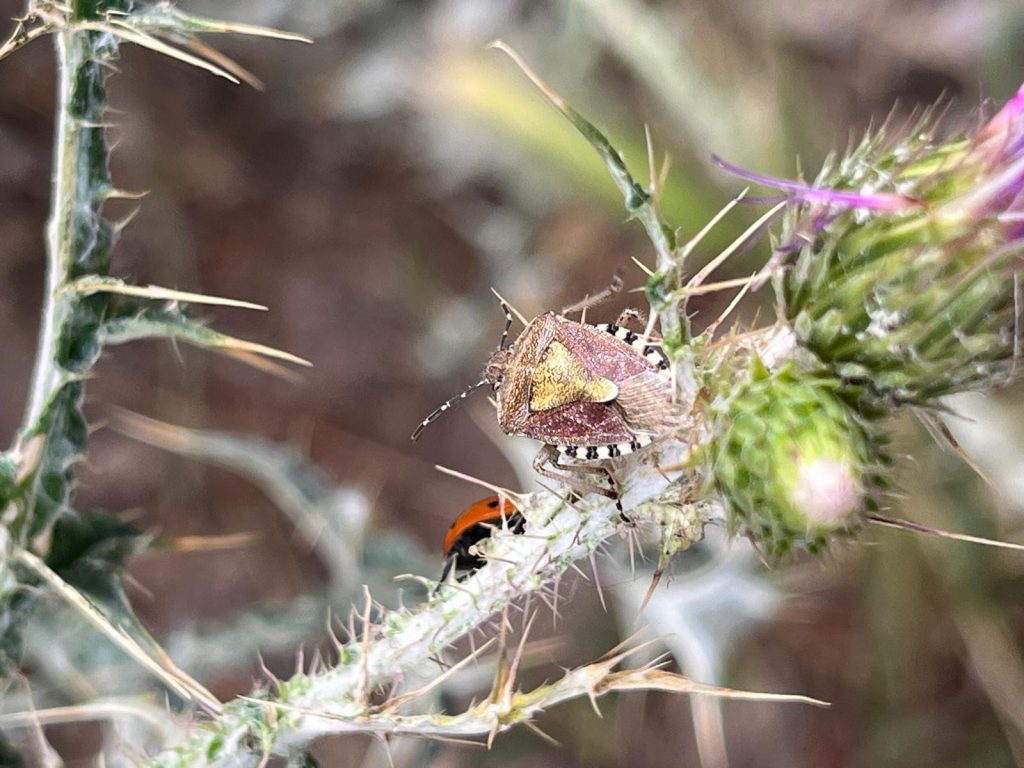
[439, 495, 525, 584]
[413, 300, 681, 494]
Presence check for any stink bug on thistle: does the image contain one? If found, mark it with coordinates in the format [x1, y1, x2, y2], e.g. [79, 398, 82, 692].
[439, 495, 525, 584]
[412, 298, 680, 494]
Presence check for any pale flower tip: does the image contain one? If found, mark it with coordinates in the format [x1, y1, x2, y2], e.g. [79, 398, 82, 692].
[790, 457, 862, 529]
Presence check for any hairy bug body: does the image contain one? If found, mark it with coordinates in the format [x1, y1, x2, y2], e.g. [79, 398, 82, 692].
[413, 303, 681, 495]
[485, 312, 679, 490]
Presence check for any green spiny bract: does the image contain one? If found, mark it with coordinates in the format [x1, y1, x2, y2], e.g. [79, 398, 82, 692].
[765, 90, 1024, 407]
[706, 360, 887, 559]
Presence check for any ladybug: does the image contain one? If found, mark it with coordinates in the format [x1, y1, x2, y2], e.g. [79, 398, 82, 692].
[414, 301, 680, 494]
[439, 495, 526, 584]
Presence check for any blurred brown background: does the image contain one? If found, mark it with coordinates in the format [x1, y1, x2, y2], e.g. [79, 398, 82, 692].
[3, 0, 1024, 766]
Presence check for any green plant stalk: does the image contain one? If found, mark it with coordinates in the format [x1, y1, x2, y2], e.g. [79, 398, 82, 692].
[5, 2, 309, 548]
[11, 14, 121, 545]
[491, 42, 687, 351]
[20, 27, 74, 435]
[0, 0, 309, 677]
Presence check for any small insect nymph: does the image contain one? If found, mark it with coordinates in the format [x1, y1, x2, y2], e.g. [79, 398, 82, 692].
[413, 299, 681, 493]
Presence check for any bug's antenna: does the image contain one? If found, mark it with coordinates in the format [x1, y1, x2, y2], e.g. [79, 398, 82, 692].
[490, 288, 529, 326]
[411, 379, 489, 441]
[498, 301, 513, 350]
[414, 298, 516, 441]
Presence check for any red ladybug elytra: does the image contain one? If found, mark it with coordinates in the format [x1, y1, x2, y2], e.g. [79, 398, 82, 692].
[439, 495, 525, 584]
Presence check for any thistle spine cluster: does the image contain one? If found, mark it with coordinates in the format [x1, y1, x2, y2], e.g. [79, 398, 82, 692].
[777, 107, 1023, 407]
[701, 93, 1024, 556]
[705, 359, 887, 557]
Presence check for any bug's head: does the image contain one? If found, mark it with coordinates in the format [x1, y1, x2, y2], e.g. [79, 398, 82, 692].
[483, 298, 518, 391]
[484, 346, 512, 391]
[410, 298, 518, 441]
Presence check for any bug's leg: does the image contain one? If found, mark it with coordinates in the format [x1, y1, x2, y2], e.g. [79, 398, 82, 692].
[534, 445, 618, 498]
[532, 444, 564, 482]
[560, 269, 624, 316]
[601, 468, 630, 524]
[434, 554, 457, 595]
[533, 446, 596, 494]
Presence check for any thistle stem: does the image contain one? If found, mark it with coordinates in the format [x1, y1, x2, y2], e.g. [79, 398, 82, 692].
[22, 30, 81, 435]
[152, 460, 712, 766]
[7, 14, 118, 546]
[490, 41, 686, 348]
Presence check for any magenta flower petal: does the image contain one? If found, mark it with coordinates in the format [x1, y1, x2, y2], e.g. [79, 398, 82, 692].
[712, 155, 920, 212]
[980, 81, 1024, 144]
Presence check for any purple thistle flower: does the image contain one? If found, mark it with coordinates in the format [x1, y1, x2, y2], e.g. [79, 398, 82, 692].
[727, 82, 1024, 405]
[711, 154, 921, 212]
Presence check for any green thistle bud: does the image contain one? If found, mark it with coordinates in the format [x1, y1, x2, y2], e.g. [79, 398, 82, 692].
[716, 84, 1024, 406]
[707, 361, 886, 558]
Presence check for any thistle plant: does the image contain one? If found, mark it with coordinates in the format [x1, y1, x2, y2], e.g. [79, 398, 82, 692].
[719, 89, 1024, 407]
[2, 3, 1024, 765]
[0, 0, 311, 740]
[149, 55, 1024, 764]
[700, 85, 1024, 556]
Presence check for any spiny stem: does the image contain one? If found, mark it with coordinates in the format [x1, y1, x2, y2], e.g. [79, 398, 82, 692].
[489, 41, 686, 350]
[21, 29, 75, 434]
[10, 7, 121, 543]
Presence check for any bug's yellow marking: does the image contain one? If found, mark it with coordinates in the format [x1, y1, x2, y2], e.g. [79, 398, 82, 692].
[529, 341, 617, 411]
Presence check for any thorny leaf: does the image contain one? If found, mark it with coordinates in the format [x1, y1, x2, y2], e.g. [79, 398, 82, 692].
[125, 3, 312, 43]
[229, 647, 825, 746]
[1, 1, 310, 73]
[0, 0, 308, 677]
[69, 276, 268, 311]
[45, 511, 149, 621]
[100, 301, 311, 368]
[600, 667, 827, 705]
